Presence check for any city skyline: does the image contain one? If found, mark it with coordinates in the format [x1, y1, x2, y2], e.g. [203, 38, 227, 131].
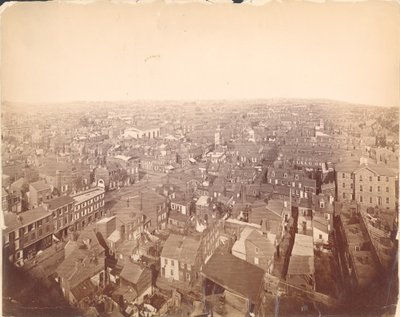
[1, 1, 399, 107]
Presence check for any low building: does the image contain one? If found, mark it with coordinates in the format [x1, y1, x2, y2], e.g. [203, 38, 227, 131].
[202, 251, 265, 315]
[232, 226, 275, 273]
[28, 180, 52, 208]
[160, 234, 202, 285]
[117, 259, 153, 305]
[55, 227, 106, 307]
[287, 234, 315, 290]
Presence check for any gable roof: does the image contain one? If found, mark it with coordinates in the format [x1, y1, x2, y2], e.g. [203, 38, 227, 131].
[29, 180, 51, 192]
[120, 260, 147, 285]
[161, 234, 201, 265]
[202, 251, 264, 303]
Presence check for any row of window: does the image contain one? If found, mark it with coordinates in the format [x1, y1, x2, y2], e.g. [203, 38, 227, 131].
[342, 192, 391, 205]
[52, 205, 72, 218]
[164, 258, 192, 271]
[342, 183, 390, 193]
[359, 196, 390, 204]
[75, 195, 104, 211]
[20, 216, 52, 235]
[268, 178, 305, 189]
[342, 173, 390, 182]
[271, 172, 301, 180]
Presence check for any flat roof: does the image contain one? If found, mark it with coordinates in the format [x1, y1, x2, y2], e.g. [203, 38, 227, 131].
[71, 187, 104, 204]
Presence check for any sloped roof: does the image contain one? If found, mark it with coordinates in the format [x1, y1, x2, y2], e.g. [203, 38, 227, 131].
[288, 256, 314, 275]
[202, 251, 264, 303]
[45, 195, 75, 210]
[3, 206, 51, 234]
[161, 234, 201, 266]
[120, 260, 147, 285]
[246, 230, 275, 257]
[29, 180, 51, 192]
[292, 234, 314, 257]
[70, 279, 97, 302]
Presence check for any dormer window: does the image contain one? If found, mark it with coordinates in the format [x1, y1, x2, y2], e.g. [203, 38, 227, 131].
[295, 175, 299, 180]
[320, 201, 325, 208]
[284, 173, 288, 178]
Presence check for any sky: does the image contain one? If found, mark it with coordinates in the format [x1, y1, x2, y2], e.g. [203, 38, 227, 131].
[1, 1, 399, 107]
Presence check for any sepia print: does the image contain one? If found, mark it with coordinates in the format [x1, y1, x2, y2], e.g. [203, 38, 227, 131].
[1, 1, 399, 316]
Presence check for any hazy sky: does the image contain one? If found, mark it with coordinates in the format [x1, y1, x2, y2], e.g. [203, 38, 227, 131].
[1, 1, 399, 106]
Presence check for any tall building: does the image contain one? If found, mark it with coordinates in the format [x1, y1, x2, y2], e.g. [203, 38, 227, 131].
[336, 158, 398, 211]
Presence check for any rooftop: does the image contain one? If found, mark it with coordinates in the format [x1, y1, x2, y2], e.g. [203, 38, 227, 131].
[161, 234, 201, 265]
[202, 251, 264, 304]
[4, 206, 52, 234]
[292, 234, 314, 257]
[29, 180, 51, 192]
[71, 187, 104, 204]
[45, 195, 75, 210]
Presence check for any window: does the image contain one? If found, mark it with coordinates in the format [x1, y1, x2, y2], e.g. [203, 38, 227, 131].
[320, 201, 325, 209]
[343, 193, 346, 199]
[360, 196, 363, 203]
[254, 257, 259, 265]
[378, 186, 381, 192]
[386, 198, 389, 204]
[359, 175, 363, 181]
[386, 187, 389, 193]
[386, 177, 389, 182]
[342, 173, 346, 178]
[343, 183, 345, 188]
[377, 176, 381, 182]
[165, 259, 168, 266]
[171, 260, 174, 266]
[170, 270, 174, 276]
[369, 186, 372, 192]
[369, 176, 372, 182]
[284, 173, 288, 178]
[319, 234, 323, 239]
[370, 197, 373, 203]
[359, 185, 363, 192]
[255, 247, 259, 254]
[186, 273, 191, 281]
